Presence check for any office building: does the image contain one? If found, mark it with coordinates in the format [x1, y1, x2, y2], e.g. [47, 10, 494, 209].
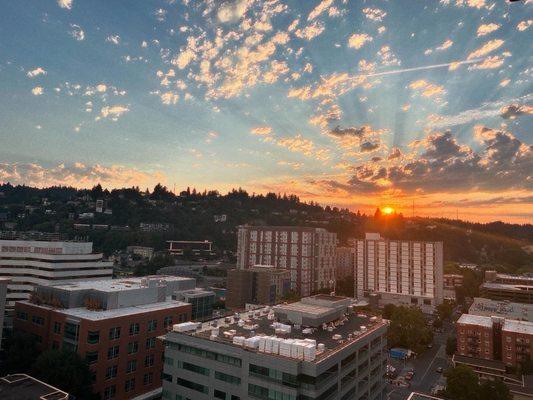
[0, 278, 8, 346]
[14, 276, 192, 400]
[353, 233, 444, 313]
[167, 240, 215, 257]
[469, 297, 533, 322]
[236, 226, 337, 296]
[0, 231, 113, 324]
[173, 288, 216, 320]
[0, 374, 69, 400]
[162, 294, 389, 400]
[443, 274, 463, 300]
[336, 247, 355, 280]
[226, 265, 291, 309]
[480, 271, 533, 303]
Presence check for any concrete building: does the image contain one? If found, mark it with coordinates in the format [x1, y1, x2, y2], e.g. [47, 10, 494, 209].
[443, 274, 463, 300]
[0, 278, 8, 347]
[336, 247, 355, 280]
[161, 295, 389, 400]
[226, 265, 291, 309]
[480, 271, 533, 304]
[126, 246, 154, 260]
[352, 233, 444, 313]
[167, 240, 215, 257]
[173, 288, 216, 320]
[0, 231, 113, 324]
[469, 297, 533, 322]
[236, 225, 337, 296]
[0, 374, 69, 400]
[14, 276, 193, 400]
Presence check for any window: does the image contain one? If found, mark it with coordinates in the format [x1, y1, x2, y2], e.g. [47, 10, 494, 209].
[105, 365, 118, 380]
[164, 356, 173, 366]
[126, 360, 137, 373]
[215, 371, 241, 385]
[53, 322, 61, 334]
[164, 316, 172, 328]
[109, 327, 121, 340]
[147, 319, 157, 332]
[129, 323, 140, 336]
[32, 315, 44, 325]
[103, 385, 116, 400]
[176, 378, 208, 394]
[128, 341, 139, 354]
[423, 299, 431, 305]
[87, 330, 100, 344]
[125, 378, 135, 393]
[146, 337, 156, 349]
[52, 341, 59, 349]
[144, 354, 155, 367]
[162, 373, 172, 382]
[64, 322, 79, 341]
[143, 372, 153, 386]
[182, 361, 209, 376]
[86, 351, 99, 365]
[16, 311, 28, 321]
[175, 344, 242, 367]
[248, 384, 297, 400]
[107, 345, 119, 360]
[215, 390, 226, 399]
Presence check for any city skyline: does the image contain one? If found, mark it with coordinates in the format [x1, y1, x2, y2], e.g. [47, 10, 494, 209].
[1, 0, 532, 223]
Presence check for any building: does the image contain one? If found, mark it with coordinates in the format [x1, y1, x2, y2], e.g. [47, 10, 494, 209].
[161, 295, 389, 400]
[469, 297, 533, 321]
[14, 276, 193, 400]
[226, 265, 291, 309]
[480, 271, 533, 303]
[443, 274, 463, 300]
[352, 233, 444, 313]
[139, 222, 173, 232]
[167, 240, 215, 257]
[236, 225, 337, 296]
[173, 288, 216, 320]
[406, 393, 444, 400]
[0, 278, 8, 347]
[0, 231, 113, 325]
[0, 373, 69, 399]
[126, 246, 154, 260]
[336, 247, 355, 280]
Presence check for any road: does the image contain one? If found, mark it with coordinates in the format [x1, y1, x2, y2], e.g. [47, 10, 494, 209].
[386, 319, 455, 400]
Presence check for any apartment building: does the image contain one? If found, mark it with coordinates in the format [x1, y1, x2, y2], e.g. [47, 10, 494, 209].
[14, 276, 192, 400]
[162, 295, 389, 400]
[236, 226, 337, 296]
[226, 265, 291, 309]
[0, 231, 113, 324]
[336, 247, 355, 280]
[480, 271, 533, 304]
[443, 274, 463, 300]
[167, 240, 215, 257]
[352, 233, 444, 313]
[469, 297, 533, 322]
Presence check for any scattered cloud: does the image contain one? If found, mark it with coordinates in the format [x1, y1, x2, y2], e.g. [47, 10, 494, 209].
[31, 86, 43, 96]
[105, 35, 120, 45]
[69, 24, 85, 41]
[517, 20, 532, 31]
[294, 21, 325, 40]
[57, 0, 72, 10]
[362, 8, 387, 22]
[477, 23, 500, 37]
[160, 92, 179, 105]
[218, 0, 248, 23]
[409, 79, 445, 98]
[348, 33, 373, 49]
[100, 105, 129, 120]
[467, 39, 504, 59]
[251, 126, 273, 135]
[500, 104, 533, 119]
[27, 67, 46, 78]
[308, 0, 334, 20]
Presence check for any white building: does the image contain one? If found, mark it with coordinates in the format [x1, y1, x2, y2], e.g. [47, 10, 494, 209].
[352, 233, 443, 313]
[236, 225, 337, 296]
[0, 232, 113, 323]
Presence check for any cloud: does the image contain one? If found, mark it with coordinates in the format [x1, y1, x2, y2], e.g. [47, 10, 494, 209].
[362, 8, 387, 22]
[96, 84, 107, 92]
[328, 125, 385, 152]
[160, 92, 179, 105]
[27, 67, 46, 78]
[0, 162, 166, 189]
[308, 0, 334, 20]
[69, 24, 85, 41]
[294, 21, 325, 40]
[467, 39, 504, 60]
[277, 160, 303, 170]
[517, 20, 532, 31]
[171, 48, 196, 69]
[348, 33, 372, 49]
[218, 0, 248, 23]
[477, 23, 500, 37]
[468, 55, 504, 70]
[100, 105, 129, 120]
[500, 104, 533, 120]
[251, 126, 273, 135]
[57, 0, 72, 10]
[409, 79, 445, 98]
[31, 86, 43, 96]
[277, 134, 330, 161]
[106, 35, 121, 45]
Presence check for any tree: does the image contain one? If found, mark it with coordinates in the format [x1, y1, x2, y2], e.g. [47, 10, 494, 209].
[446, 336, 457, 356]
[433, 318, 443, 329]
[2, 331, 41, 374]
[478, 380, 512, 400]
[382, 304, 396, 319]
[436, 300, 454, 320]
[387, 306, 433, 353]
[444, 365, 479, 400]
[31, 349, 98, 400]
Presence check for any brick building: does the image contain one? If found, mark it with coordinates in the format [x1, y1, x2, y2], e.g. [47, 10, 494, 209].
[14, 277, 192, 400]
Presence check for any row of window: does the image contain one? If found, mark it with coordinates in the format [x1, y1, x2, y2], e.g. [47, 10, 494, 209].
[167, 343, 242, 367]
[85, 339, 156, 364]
[102, 373, 152, 399]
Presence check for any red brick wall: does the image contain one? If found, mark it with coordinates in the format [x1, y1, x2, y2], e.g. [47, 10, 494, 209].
[502, 331, 533, 367]
[456, 322, 494, 360]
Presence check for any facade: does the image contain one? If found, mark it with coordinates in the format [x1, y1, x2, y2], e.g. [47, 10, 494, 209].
[236, 225, 337, 296]
[126, 246, 154, 260]
[0, 373, 69, 399]
[0, 278, 8, 347]
[336, 247, 355, 280]
[469, 297, 533, 321]
[480, 271, 533, 303]
[173, 288, 216, 320]
[226, 266, 291, 309]
[443, 274, 463, 300]
[167, 240, 215, 257]
[0, 231, 113, 324]
[139, 222, 173, 232]
[14, 276, 192, 400]
[162, 295, 389, 400]
[352, 233, 444, 313]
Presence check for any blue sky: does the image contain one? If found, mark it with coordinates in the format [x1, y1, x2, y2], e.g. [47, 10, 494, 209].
[0, 0, 532, 222]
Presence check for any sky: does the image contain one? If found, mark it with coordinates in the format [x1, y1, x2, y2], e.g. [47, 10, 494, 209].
[0, 0, 532, 223]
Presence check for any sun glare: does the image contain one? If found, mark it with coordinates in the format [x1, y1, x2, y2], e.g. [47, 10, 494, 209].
[382, 206, 395, 215]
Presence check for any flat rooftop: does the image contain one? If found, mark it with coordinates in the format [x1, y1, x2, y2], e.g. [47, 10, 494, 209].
[50, 275, 193, 292]
[503, 319, 533, 335]
[482, 282, 533, 292]
[469, 297, 533, 321]
[457, 314, 494, 328]
[174, 306, 387, 363]
[0, 374, 69, 400]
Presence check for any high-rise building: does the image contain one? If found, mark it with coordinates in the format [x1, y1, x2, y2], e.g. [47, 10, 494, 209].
[14, 276, 193, 400]
[236, 226, 337, 296]
[161, 295, 389, 400]
[0, 231, 113, 324]
[336, 247, 355, 280]
[0, 278, 9, 346]
[352, 233, 443, 313]
[226, 265, 291, 309]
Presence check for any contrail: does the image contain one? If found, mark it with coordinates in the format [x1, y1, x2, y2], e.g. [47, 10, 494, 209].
[362, 58, 483, 78]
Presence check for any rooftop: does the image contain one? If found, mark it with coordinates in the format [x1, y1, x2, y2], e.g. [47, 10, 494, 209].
[503, 319, 533, 335]
[0, 231, 87, 243]
[457, 314, 494, 328]
[482, 282, 533, 292]
[0, 374, 69, 400]
[469, 297, 533, 321]
[49, 275, 193, 293]
[495, 273, 533, 282]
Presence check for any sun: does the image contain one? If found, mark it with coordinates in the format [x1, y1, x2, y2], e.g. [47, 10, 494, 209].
[382, 206, 395, 215]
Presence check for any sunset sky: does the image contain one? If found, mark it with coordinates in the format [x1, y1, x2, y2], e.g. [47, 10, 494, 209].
[0, 0, 531, 223]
